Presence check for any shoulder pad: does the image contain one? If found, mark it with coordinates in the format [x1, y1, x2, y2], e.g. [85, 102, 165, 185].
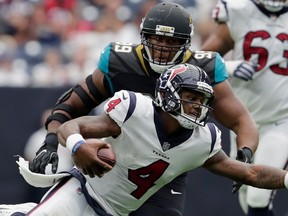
[98, 43, 113, 74]
[104, 90, 137, 126]
[187, 51, 227, 85]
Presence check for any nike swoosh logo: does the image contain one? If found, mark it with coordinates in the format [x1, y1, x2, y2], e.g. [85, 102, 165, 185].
[122, 92, 128, 100]
[171, 189, 182, 195]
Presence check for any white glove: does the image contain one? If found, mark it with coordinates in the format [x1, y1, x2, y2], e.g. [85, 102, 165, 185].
[225, 60, 257, 81]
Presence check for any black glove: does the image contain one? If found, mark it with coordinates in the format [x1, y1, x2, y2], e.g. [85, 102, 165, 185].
[29, 133, 59, 174]
[232, 147, 253, 194]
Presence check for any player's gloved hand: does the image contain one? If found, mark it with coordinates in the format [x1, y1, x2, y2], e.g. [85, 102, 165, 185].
[29, 133, 59, 174]
[232, 147, 253, 194]
[233, 61, 257, 81]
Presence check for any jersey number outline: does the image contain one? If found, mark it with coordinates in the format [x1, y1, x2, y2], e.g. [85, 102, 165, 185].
[243, 31, 288, 75]
[115, 42, 133, 53]
[194, 51, 213, 59]
[128, 159, 169, 199]
[106, 98, 121, 112]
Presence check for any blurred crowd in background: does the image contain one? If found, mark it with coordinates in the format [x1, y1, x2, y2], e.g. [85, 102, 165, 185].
[0, 0, 216, 87]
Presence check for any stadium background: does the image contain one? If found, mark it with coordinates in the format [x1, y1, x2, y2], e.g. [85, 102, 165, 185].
[0, 0, 288, 215]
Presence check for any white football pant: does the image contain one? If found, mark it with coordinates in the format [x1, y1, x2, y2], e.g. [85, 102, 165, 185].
[230, 118, 288, 214]
[27, 177, 97, 216]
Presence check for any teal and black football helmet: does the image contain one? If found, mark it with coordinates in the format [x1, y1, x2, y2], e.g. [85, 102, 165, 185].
[140, 2, 194, 73]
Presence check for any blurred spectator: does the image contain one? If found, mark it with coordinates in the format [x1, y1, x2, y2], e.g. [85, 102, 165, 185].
[30, 48, 70, 87]
[3, 1, 35, 44]
[64, 44, 96, 81]
[43, 0, 76, 12]
[0, 36, 30, 86]
[192, 0, 217, 44]
[31, 2, 62, 48]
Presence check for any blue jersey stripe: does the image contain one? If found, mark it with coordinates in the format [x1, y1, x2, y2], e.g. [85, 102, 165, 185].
[207, 123, 217, 154]
[124, 91, 137, 123]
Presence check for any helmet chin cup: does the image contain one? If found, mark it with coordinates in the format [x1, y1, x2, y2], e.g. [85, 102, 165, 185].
[254, 0, 288, 12]
[176, 115, 198, 129]
[149, 62, 170, 74]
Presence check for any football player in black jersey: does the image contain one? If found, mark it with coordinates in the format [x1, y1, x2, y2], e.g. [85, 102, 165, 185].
[26, 2, 258, 216]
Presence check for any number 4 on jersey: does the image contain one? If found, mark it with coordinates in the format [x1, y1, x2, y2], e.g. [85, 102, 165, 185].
[106, 98, 121, 113]
[128, 160, 169, 199]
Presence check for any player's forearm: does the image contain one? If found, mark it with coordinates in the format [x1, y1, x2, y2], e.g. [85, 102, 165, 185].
[245, 165, 288, 190]
[212, 82, 258, 154]
[57, 120, 82, 147]
[234, 113, 258, 154]
[46, 118, 66, 134]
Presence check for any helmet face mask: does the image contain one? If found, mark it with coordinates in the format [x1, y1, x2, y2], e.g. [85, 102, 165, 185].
[142, 35, 186, 73]
[253, 0, 288, 12]
[140, 2, 194, 73]
[155, 64, 214, 129]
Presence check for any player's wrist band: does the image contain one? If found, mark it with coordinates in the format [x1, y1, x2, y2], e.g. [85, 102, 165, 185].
[284, 173, 288, 189]
[225, 60, 244, 76]
[66, 134, 85, 155]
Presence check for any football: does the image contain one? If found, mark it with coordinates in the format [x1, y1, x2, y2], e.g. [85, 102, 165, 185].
[97, 145, 116, 167]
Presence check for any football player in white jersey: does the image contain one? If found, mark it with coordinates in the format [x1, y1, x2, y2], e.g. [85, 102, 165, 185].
[202, 0, 288, 215]
[12, 64, 288, 216]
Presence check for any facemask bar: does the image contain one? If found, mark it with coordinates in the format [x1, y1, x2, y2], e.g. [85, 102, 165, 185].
[140, 20, 193, 73]
[173, 97, 213, 129]
[142, 36, 188, 73]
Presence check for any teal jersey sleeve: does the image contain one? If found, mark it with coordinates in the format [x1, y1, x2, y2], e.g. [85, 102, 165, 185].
[98, 43, 112, 75]
[214, 53, 228, 84]
[97, 43, 115, 94]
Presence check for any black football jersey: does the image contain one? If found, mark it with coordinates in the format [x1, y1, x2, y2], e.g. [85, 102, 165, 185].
[98, 42, 228, 98]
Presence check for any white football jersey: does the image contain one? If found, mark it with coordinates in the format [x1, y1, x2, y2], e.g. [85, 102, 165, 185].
[213, 0, 288, 124]
[86, 90, 222, 216]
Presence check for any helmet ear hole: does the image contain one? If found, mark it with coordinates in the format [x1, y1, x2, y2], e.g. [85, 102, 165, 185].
[166, 98, 179, 111]
[160, 92, 178, 112]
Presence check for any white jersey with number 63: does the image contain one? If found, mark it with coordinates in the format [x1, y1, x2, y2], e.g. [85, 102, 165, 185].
[214, 0, 288, 125]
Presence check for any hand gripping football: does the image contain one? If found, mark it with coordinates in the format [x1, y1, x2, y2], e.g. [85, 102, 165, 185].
[97, 145, 116, 167]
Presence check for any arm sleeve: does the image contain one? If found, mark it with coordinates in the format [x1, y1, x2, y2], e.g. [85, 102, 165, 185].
[214, 53, 229, 84]
[98, 43, 112, 74]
